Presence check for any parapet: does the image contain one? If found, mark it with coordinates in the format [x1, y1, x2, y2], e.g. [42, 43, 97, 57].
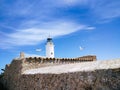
[4, 55, 97, 74]
[24, 55, 97, 64]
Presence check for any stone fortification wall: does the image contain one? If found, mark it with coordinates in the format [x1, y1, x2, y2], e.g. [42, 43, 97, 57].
[6, 68, 120, 90]
[76, 55, 96, 61]
[1, 55, 97, 90]
[2, 59, 23, 90]
[22, 57, 62, 72]
[22, 55, 96, 72]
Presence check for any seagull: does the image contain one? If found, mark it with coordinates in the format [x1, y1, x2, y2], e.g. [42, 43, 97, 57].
[36, 48, 42, 52]
[79, 46, 84, 51]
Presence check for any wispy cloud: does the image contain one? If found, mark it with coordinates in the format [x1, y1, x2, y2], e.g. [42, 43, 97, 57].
[1, 0, 120, 22]
[90, 0, 120, 21]
[0, 0, 119, 49]
[55, 0, 88, 6]
[0, 21, 90, 48]
[58, 0, 120, 21]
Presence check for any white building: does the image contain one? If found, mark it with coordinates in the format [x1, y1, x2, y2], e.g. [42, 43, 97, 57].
[46, 37, 54, 58]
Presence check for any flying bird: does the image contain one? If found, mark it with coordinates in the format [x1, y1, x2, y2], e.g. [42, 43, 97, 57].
[36, 48, 42, 52]
[79, 46, 84, 51]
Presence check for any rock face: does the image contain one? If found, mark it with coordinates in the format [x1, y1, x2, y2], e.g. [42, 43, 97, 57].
[20, 68, 120, 90]
[1, 58, 120, 90]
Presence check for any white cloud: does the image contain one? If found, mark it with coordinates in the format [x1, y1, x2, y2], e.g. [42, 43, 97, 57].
[57, 0, 88, 6]
[1, 0, 120, 23]
[90, 0, 120, 21]
[1, 0, 119, 49]
[0, 21, 88, 48]
[56, 0, 120, 21]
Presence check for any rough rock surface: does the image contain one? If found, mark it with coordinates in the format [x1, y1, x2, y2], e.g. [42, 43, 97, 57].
[21, 69, 120, 90]
[1, 59, 120, 90]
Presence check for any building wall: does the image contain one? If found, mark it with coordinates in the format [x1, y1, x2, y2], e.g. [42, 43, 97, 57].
[1, 56, 98, 90]
[20, 69, 120, 90]
[46, 43, 54, 58]
[3, 68, 120, 90]
[2, 59, 23, 90]
[21, 56, 96, 72]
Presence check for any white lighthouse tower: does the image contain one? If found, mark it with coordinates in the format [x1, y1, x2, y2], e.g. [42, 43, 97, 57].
[46, 37, 54, 58]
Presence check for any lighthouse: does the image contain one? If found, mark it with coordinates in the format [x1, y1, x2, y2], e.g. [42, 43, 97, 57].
[46, 37, 54, 58]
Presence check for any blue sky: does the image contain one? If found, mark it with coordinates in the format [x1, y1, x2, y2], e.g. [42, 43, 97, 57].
[0, 0, 120, 71]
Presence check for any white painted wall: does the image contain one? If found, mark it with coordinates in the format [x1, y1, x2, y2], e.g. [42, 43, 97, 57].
[46, 41, 54, 58]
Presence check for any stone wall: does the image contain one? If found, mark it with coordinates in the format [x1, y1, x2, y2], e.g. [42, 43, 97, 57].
[1, 57, 120, 90]
[2, 59, 23, 90]
[1, 55, 99, 90]
[22, 57, 63, 72]
[22, 56, 96, 72]
[4, 68, 120, 90]
[22, 68, 120, 90]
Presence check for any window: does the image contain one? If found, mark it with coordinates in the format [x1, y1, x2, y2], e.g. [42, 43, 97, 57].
[51, 52, 53, 55]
